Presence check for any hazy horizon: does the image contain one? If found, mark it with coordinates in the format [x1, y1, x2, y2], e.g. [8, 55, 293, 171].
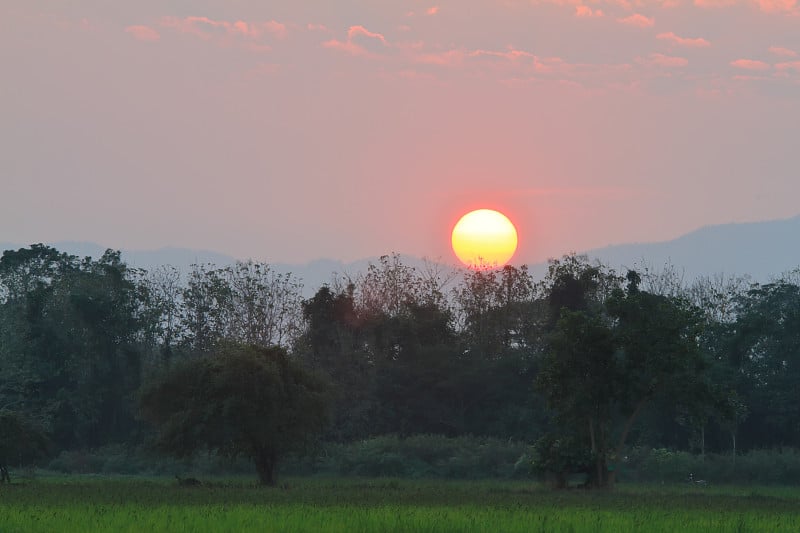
[3, 2, 799, 265]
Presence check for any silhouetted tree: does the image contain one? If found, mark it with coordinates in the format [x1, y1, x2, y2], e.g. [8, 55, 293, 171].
[139, 344, 329, 485]
[0, 409, 49, 483]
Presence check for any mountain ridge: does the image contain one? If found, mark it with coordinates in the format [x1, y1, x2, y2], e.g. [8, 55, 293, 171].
[3, 215, 799, 293]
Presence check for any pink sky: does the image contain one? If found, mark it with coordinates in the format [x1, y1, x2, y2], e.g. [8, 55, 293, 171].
[2, 1, 799, 265]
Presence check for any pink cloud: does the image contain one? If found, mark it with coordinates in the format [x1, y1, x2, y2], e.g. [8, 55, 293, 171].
[575, 5, 604, 17]
[733, 74, 772, 81]
[347, 25, 388, 45]
[756, 0, 798, 13]
[469, 47, 536, 61]
[412, 49, 465, 67]
[769, 46, 798, 57]
[618, 14, 655, 27]
[160, 16, 287, 41]
[730, 59, 771, 70]
[693, 0, 737, 6]
[426, 6, 440, 15]
[642, 53, 689, 67]
[775, 61, 800, 71]
[322, 25, 389, 57]
[656, 32, 710, 47]
[125, 25, 160, 42]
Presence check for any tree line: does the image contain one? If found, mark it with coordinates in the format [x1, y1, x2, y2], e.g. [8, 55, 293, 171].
[1, 244, 800, 486]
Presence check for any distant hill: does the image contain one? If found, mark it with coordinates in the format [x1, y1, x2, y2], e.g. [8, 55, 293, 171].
[583, 215, 800, 282]
[2, 215, 799, 293]
[0, 241, 445, 295]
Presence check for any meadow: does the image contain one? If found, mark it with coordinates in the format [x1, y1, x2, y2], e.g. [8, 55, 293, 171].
[2, 477, 800, 532]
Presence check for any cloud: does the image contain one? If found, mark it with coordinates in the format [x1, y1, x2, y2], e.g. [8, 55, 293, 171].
[412, 49, 465, 67]
[693, 0, 737, 7]
[426, 6, 440, 15]
[160, 16, 287, 41]
[756, 0, 799, 13]
[125, 25, 160, 42]
[732, 74, 772, 81]
[774, 61, 800, 71]
[469, 47, 536, 61]
[730, 59, 771, 70]
[322, 25, 389, 57]
[575, 5, 605, 17]
[656, 32, 710, 47]
[642, 53, 689, 67]
[769, 46, 798, 57]
[618, 14, 655, 27]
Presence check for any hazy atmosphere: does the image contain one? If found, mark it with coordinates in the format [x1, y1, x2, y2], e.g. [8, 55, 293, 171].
[6, 3, 800, 529]
[3, 1, 800, 264]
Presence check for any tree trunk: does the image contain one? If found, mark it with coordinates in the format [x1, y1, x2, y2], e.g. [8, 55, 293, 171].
[0, 463, 10, 484]
[588, 419, 603, 488]
[606, 467, 616, 489]
[701, 426, 705, 460]
[253, 451, 277, 486]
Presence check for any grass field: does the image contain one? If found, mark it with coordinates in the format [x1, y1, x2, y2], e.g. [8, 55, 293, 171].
[1, 477, 800, 532]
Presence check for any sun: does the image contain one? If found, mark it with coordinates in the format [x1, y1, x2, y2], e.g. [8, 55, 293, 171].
[451, 209, 518, 270]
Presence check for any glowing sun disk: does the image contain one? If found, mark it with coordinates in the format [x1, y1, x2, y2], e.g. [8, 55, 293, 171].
[451, 209, 518, 269]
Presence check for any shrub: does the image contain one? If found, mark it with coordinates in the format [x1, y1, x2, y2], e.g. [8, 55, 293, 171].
[281, 435, 534, 479]
[621, 447, 800, 485]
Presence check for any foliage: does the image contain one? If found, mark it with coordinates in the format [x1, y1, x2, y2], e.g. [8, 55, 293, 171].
[284, 434, 533, 479]
[138, 344, 330, 485]
[7, 243, 800, 476]
[536, 259, 715, 488]
[0, 246, 146, 449]
[0, 409, 50, 482]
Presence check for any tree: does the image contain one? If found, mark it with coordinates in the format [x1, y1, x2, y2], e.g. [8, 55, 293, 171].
[297, 285, 376, 441]
[0, 410, 49, 483]
[536, 260, 713, 489]
[726, 278, 800, 448]
[453, 265, 538, 358]
[603, 272, 711, 485]
[537, 309, 616, 487]
[179, 262, 304, 355]
[139, 344, 330, 485]
[0, 246, 146, 449]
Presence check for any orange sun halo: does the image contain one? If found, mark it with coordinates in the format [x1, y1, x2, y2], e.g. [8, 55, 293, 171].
[451, 209, 518, 270]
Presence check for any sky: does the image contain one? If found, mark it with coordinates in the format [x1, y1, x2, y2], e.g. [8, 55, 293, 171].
[2, 1, 799, 266]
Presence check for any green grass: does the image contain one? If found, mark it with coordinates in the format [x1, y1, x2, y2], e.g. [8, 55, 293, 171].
[1, 477, 799, 532]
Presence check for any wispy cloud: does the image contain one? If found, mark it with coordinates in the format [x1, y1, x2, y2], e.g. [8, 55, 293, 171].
[656, 32, 710, 47]
[769, 46, 798, 57]
[323, 25, 389, 57]
[158, 16, 287, 52]
[756, 0, 799, 14]
[575, 5, 605, 17]
[618, 14, 655, 28]
[693, 0, 737, 7]
[774, 61, 800, 71]
[125, 25, 160, 42]
[730, 59, 771, 70]
[641, 53, 689, 67]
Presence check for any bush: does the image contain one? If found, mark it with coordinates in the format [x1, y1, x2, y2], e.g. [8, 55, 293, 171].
[45, 445, 253, 476]
[281, 435, 534, 479]
[622, 447, 800, 485]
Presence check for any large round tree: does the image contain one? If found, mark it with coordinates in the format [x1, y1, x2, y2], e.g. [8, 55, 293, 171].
[139, 344, 329, 485]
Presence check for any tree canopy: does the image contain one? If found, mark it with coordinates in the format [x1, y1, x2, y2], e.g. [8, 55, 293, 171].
[536, 262, 715, 488]
[139, 344, 330, 485]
